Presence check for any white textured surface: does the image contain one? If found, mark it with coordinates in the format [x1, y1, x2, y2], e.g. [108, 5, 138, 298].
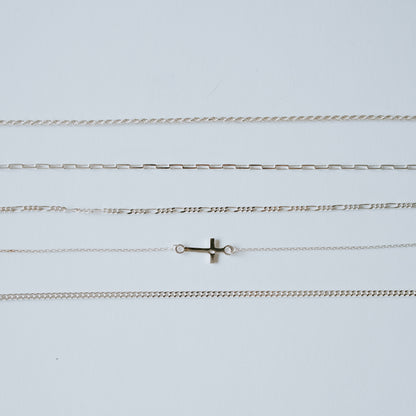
[0, 0, 416, 415]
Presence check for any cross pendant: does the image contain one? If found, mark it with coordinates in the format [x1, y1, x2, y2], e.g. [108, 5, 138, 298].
[174, 238, 234, 263]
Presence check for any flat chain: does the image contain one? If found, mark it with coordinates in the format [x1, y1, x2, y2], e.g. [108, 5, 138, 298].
[1, 242, 415, 254]
[1, 163, 416, 170]
[0, 290, 414, 301]
[0, 114, 415, 126]
[1, 202, 415, 215]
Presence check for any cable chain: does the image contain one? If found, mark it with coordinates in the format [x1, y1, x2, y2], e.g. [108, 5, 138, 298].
[0, 202, 415, 215]
[0, 248, 171, 254]
[0, 290, 414, 301]
[1, 242, 416, 255]
[234, 243, 416, 253]
[0, 114, 415, 126]
[1, 163, 416, 170]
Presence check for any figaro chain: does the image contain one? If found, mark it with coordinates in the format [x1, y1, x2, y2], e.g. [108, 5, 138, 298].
[1, 202, 415, 215]
[1, 163, 416, 170]
[0, 114, 415, 127]
[1, 290, 415, 301]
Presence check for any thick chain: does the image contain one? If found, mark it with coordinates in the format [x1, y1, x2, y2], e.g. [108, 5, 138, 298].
[0, 289, 414, 301]
[0, 114, 415, 127]
[1, 163, 415, 170]
[1, 202, 415, 215]
[1, 242, 415, 255]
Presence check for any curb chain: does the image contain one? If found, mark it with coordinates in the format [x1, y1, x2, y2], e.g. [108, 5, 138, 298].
[1, 289, 414, 301]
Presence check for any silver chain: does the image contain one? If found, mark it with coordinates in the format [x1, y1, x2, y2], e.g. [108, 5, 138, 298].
[0, 289, 414, 301]
[1, 242, 415, 255]
[0, 114, 415, 127]
[0, 248, 170, 254]
[233, 242, 416, 253]
[1, 202, 415, 215]
[1, 163, 416, 170]
[2, 114, 413, 301]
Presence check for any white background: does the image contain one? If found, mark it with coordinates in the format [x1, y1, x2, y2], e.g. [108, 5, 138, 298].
[1, 1, 416, 415]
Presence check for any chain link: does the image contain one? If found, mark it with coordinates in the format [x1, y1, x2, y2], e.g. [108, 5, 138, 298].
[1, 242, 415, 255]
[0, 289, 414, 301]
[234, 242, 416, 253]
[0, 163, 416, 170]
[1, 202, 415, 215]
[0, 114, 415, 127]
[0, 247, 171, 254]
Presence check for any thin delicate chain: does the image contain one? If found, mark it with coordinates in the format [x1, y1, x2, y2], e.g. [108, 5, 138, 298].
[1, 242, 415, 255]
[0, 114, 415, 127]
[1, 202, 415, 215]
[0, 248, 171, 254]
[234, 242, 416, 253]
[1, 163, 416, 170]
[0, 290, 414, 301]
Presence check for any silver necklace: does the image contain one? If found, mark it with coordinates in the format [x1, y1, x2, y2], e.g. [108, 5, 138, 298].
[1, 289, 414, 302]
[2, 238, 416, 263]
[1, 163, 415, 171]
[0, 114, 415, 127]
[1, 201, 414, 215]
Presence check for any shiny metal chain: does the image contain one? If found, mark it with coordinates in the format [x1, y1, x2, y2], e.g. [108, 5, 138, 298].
[1, 202, 415, 215]
[233, 242, 416, 253]
[0, 248, 170, 254]
[1, 242, 415, 255]
[0, 289, 414, 301]
[1, 163, 416, 170]
[0, 114, 415, 127]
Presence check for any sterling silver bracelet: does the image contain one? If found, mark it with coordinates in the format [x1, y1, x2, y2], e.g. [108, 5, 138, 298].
[1, 290, 415, 302]
[0, 202, 415, 215]
[1, 114, 415, 127]
[0, 163, 415, 171]
[2, 238, 415, 264]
